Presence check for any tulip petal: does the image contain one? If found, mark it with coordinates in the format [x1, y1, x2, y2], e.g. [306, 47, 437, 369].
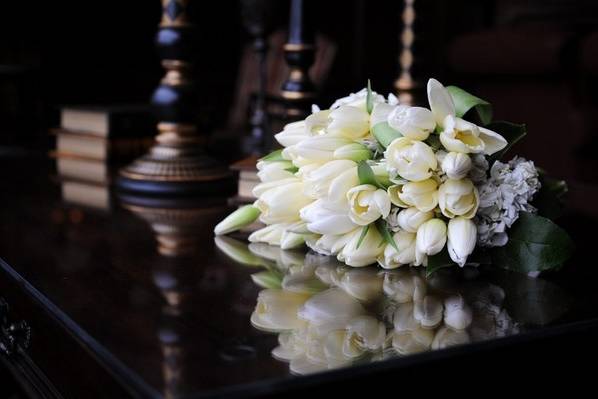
[479, 126, 508, 155]
[427, 78, 456, 127]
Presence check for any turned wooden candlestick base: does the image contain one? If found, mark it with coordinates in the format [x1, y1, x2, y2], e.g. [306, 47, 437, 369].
[118, 123, 233, 195]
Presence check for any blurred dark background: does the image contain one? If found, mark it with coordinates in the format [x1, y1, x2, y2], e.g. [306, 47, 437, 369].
[2, 0, 598, 183]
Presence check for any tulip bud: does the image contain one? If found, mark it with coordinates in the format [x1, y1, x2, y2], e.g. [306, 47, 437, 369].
[441, 152, 473, 180]
[383, 271, 427, 303]
[390, 179, 439, 212]
[214, 236, 267, 267]
[431, 326, 470, 350]
[397, 207, 434, 233]
[338, 269, 384, 302]
[387, 105, 436, 141]
[413, 296, 443, 329]
[392, 328, 434, 355]
[337, 225, 385, 267]
[328, 105, 371, 140]
[333, 143, 372, 162]
[251, 271, 283, 289]
[447, 217, 477, 266]
[344, 315, 387, 355]
[214, 205, 261, 235]
[280, 229, 308, 250]
[347, 184, 391, 225]
[385, 137, 437, 182]
[251, 289, 311, 331]
[377, 231, 417, 269]
[438, 178, 479, 219]
[298, 288, 366, 335]
[249, 224, 283, 246]
[443, 295, 473, 330]
[415, 219, 447, 265]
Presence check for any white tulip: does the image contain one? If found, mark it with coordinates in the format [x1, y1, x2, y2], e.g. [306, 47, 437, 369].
[389, 179, 438, 212]
[272, 330, 307, 362]
[305, 232, 353, 256]
[387, 105, 435, 141]
[392, 302, 420, 332]
[385, 137, 437, 182]
[432, 326, 470, 350]
[283, 136, 353, 167]
[443, 295, 473, 330]
[413, 296, 444, 329]
[274, 110, 330, 147]
[333, 142, 372, 162]
[416, 219, 447, 265]
[370, 102, 395, 128]
[441, 151, 472, 180]
[327, 105, 370, 140]
[256, 160, 296, 182]
[280, 229, 308, 250]
[254, 180, 313, 224]
[447, 217, 477, 266]
[214, 236, 267, 267]
[330, 88, 385, 111]
[337, 225, 385, 267]
[377, 231, 417, 269]
[248, 223, 289, 246]
[300, 199, 358, 235]
[274, 120, 309, 147]
[438, 178, 479, 219]
[298, 288, 366, 336]
[396, 207, 434, 233]
[252, 177, 300, 197]
[301, 160, 358, 200]
[251, 289, 311, 331]
[347, 184, 391, 225]
[343, 315, 387, 356]
[427, 78, 507, 155]
[392, 328, 435, 355]
[383, 270, 427, 303]
[338, 269, 384, 302]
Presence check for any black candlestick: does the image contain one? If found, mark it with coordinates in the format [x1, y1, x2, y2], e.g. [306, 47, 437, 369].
[118, 0, 233, 196]
[281, 0, 316, 120]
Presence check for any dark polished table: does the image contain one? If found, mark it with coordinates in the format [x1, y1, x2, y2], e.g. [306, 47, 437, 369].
[1, 153, 598, 398]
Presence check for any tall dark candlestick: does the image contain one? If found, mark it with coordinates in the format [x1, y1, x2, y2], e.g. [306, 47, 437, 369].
[281, 0, 316, 120]
[118, 0, 233, 196]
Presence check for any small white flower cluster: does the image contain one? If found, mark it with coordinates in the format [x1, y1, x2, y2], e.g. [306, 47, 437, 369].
[475, 157, 541, 247]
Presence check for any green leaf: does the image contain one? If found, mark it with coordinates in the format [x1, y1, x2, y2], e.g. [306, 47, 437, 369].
[486, 121, 527, 163]
[284, 166, 299, 174]
[356, 225, 370, 249]
[357, 161, 386, 189]
[447, 85, 493, 125]
[372, 122, 402, 148]
[366, 79, 373, 114]
[426, 248, 455, 278]
[491, 212, 574, 273]
[259, 149, 284, 162]
[375, 219, 398, 251]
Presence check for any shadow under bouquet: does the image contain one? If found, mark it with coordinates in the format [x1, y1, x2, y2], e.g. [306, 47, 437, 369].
[215, 79, 573, 276]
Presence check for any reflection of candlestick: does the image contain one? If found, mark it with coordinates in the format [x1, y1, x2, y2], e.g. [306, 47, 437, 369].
[394, 0, 420, 106]
[118, 0, 233, 195]
[281, 0, 316, 120]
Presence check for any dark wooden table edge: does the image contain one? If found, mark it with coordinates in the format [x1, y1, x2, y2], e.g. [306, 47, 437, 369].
[3, 251, 598, 398]
[0, 256, 162, 399]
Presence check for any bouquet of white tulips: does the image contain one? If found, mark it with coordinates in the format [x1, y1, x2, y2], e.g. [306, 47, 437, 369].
[215, 78, 573, 276]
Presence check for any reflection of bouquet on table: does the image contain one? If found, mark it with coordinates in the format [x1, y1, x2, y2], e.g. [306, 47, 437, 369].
[216, 236, 568, 375]
[216, 79, 573, 275]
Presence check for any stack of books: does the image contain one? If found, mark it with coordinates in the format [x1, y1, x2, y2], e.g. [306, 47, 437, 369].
[229, 155, 259, 204]
[52, 105, 154, 211]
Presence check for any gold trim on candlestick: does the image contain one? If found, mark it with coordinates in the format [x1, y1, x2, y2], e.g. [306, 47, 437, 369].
[283, 43, 316, 51]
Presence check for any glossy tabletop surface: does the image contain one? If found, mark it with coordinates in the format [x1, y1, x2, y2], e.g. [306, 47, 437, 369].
[1, 154, 598, 398]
